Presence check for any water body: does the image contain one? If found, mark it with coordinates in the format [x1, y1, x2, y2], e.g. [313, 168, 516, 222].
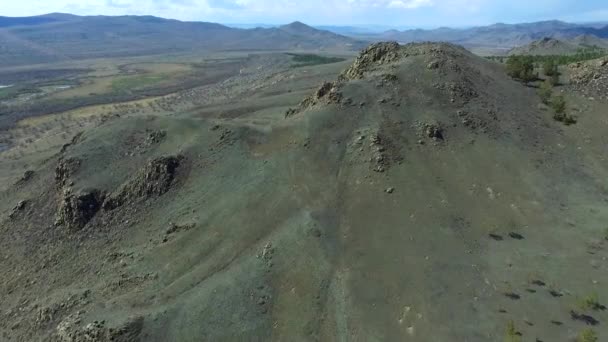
[0, 85, 13, 89]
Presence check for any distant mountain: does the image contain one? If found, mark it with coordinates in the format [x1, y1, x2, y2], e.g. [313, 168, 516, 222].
[0, 13, 79, 27]
[0, 14, 364, 67]
[375, 20, 608, 51]
[572, 34, 608, 48]
[508, 37, 580, 55]
[508, 36, 608, 56]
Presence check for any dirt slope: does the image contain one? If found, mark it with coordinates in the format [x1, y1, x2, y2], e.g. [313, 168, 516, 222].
[2, 42, 608, 341]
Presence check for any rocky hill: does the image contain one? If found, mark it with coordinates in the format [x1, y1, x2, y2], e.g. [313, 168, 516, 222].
[568, 56, 608, 100]
[1, 42, 608, 341]
[508, 37, 580, 55]
[508, 36, 608, 56]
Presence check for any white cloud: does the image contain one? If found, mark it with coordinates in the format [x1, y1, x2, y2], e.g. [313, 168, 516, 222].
[388, 0, 433, 9]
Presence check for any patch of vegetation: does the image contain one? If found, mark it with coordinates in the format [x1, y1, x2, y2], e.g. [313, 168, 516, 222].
[488, 47, 607, 66]
[287, 53, 345, 68]
[111, 74, 166, 93]
[504, 320, 522, 342]
[543, 59, 558, 77]
[538, 80, 553, 105]
[551, 95, 576, 125]
[542, 59, 560, 85]
[0, 85, 42, 101]
[578, 293, 605, 311]
[577, 328, 598, 342]
[536, 81, 576, 124]
[506, 55, 537, 84]
[604, 227, 608, 241]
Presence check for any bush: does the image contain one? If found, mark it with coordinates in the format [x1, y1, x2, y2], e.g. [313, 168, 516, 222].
[552, 95, 566, 114]
[538, 80, 553, 104]
[551, 95, 577, 124]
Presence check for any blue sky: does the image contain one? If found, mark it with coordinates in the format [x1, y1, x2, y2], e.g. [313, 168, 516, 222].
[2, 0, 607, 27]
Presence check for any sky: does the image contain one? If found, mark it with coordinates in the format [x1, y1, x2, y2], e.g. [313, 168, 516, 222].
[1, 0, 607, 28]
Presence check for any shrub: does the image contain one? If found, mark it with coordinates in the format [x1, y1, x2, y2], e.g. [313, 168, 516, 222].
[538, 80, 553, 104]
[552, 95, 566, 115]
[579, 293, 602, 311]
[551, 95, 577, 124]
[577, 328, 598, 342]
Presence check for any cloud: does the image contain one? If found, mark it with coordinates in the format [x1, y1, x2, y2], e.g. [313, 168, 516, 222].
[387, 0, 433, 9]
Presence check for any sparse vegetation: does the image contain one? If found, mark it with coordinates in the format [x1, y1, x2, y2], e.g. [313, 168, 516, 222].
[543, 59, 559, 77]
[488, 47, 607, 66]
[506, 55, 537, 84]
[538, 79, 553, 104]
[551, 95, 576, 125]
[577, 328, 598, 342]
[579, 293, 604, 311]
[111, 74, 166, 93]
[504, 321, 522, 342]
[287, 53, 346, 68]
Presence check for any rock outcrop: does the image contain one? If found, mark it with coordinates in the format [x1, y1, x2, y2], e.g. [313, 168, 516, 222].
[569, 57, 608, 100]
[55, 188, 105, 231]
[285, 81, 343, 117]
[56, 314, 143, 342]
[103, 155, 183, 210]
[340, 42, 402, 80]
[55, 158, 81, 188]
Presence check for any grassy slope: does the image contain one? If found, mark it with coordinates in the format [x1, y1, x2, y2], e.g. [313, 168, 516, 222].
[1, 44, 608, 341]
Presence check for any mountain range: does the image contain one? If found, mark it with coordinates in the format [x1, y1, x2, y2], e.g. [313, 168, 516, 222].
[0, 14, 363, 67]
[363, 20, 608, 52]
[508, 35, 608, 56]
[1, 14, 607, 67]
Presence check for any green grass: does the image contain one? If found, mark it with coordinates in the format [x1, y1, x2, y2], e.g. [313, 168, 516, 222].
[577, 328, 598, 342]
[0, 85, 42, 101]
[504, 321, 522, 342]
[286, 53, 346, 68]
[578, 293, 602, 311]
[111, 74, 166, 93]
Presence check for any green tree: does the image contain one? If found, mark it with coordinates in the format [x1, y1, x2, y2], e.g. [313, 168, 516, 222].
[543, 58, 558, 77]
[506, 56, 536, 84]
[552, 95, 566, 116]
[538, 80, 553, 104]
